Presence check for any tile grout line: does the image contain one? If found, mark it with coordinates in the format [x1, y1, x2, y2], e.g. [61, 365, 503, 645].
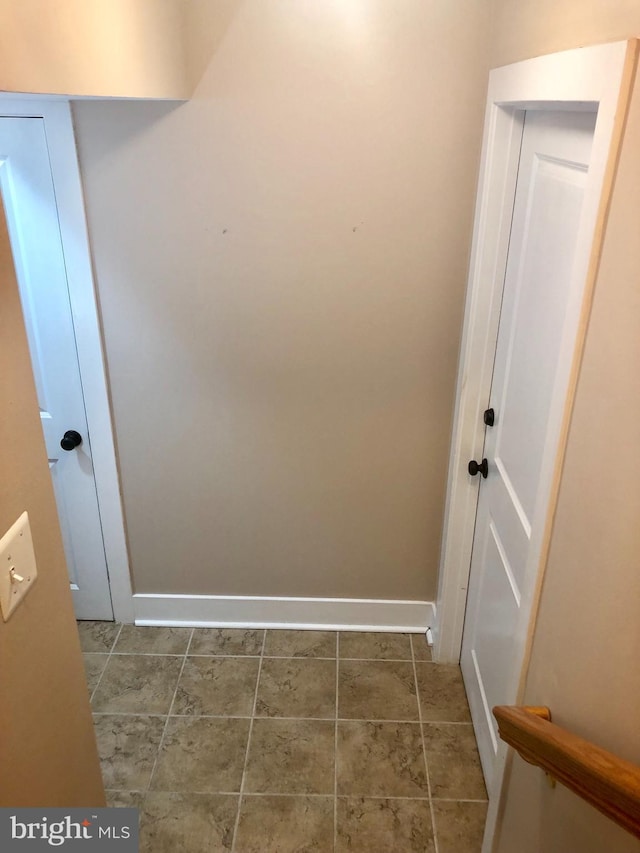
[89, 710, 473, 725]
[430, 797, 490, 803]
[93, 711, 472, 724]
[334, 631, 339, 852]
[85, 651, 428, 662]
[230, 628, 266, 853]
[145, 628, 195, 795]
[411, 633, 440, 853]
[88, 622, 124, 704]
[106, 788, 479, 802]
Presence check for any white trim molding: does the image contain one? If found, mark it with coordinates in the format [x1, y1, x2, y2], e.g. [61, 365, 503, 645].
[0, 97, 134, 623]
[134, 593, 435, 633]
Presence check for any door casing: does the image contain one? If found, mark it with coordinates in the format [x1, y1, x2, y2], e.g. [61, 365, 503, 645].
[430, 39, 638, 850]
[0, 96, 133, 623]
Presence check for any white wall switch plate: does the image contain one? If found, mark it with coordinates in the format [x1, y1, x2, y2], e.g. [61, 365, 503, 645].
[0, 512, 38, 622]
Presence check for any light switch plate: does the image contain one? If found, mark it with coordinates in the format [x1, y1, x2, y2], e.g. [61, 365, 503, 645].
[0, 512, 38, 622]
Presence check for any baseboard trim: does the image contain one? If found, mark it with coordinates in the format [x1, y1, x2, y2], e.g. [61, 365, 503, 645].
[133, 593, 435, 633]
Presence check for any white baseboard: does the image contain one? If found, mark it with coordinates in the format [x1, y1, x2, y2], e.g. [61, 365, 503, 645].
[133, 593, 435, 633]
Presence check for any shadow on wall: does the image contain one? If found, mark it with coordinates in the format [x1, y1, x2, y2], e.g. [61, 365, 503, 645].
[72, 100, 182, 162]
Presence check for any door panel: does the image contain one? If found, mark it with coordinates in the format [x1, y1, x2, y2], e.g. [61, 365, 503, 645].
[0, 116, 113, 620]
[472, 521, 520, 722]
[495, 155, 588, 521]
[461, 109, 596, 783]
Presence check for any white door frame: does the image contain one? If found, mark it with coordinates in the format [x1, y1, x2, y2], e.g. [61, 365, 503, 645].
[0, 96, 134, 623]
[429, 40, 636, 847]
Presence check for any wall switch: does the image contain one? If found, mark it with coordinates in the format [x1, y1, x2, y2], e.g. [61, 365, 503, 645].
[0, 512, 38, 622]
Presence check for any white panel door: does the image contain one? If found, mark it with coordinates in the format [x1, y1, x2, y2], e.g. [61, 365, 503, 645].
[461, 110, 596, 783]
[0, 116, 113, 620]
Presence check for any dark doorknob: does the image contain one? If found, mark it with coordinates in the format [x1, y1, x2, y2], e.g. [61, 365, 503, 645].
[483, 408, 495, 427]
[468, 458, 488, 478]
[60, 430, 83, 451]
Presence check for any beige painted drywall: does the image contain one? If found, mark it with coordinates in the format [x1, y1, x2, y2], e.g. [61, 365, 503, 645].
[0, 0, 187, 98]
[489, 2, 640, 850]
[0, 207, 105, 806]
[73, 0, 488, 600]
[489, 0, 640, 67]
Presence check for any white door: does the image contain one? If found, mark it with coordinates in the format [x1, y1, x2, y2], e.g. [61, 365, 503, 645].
[461, 110, 596, 783]
[0, 116, 114, 620]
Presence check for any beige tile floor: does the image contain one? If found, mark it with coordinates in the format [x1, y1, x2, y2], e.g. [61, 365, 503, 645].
[79, 623, 488, 852]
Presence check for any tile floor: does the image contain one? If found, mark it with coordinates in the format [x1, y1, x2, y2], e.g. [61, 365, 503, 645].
[79, 622, 488, 852]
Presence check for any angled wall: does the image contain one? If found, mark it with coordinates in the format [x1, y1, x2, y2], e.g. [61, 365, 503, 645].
[0, 205, 104, 806]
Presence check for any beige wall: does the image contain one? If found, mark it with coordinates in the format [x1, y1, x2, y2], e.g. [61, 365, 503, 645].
[74, 0, 488, 600]
[490, 1, 640, 850]
[489, 0, 640, 67]
[0, 0, 187, 98]
[0, 208, 104, 806]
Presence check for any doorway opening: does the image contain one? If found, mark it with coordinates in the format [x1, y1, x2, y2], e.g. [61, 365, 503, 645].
[431, 40, 635, 851]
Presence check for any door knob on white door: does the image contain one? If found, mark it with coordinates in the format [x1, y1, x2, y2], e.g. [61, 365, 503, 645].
[60, 430, 83, 451]
[468, 458, 489, 478]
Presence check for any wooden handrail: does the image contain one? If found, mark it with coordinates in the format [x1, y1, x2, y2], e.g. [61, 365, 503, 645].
[493, 705, 640, 839]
